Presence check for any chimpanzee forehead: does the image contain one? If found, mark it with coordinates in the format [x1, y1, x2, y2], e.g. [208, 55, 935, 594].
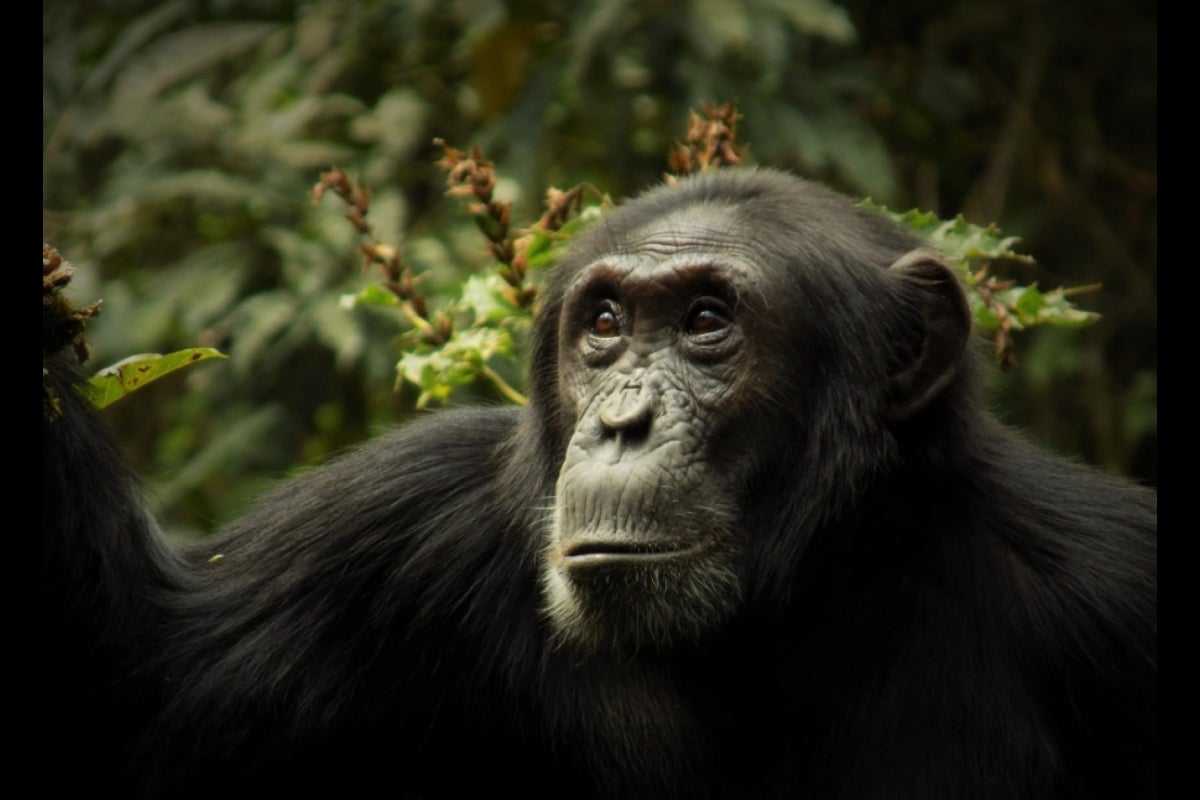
[560, 204, 765, 301]
[621, 204, 753, 258]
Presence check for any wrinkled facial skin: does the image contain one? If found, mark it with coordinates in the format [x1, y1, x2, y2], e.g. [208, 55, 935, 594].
[542, 209, 769, 652]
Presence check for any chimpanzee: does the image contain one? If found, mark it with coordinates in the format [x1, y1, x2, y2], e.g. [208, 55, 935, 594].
[42, 169, 1156, 799]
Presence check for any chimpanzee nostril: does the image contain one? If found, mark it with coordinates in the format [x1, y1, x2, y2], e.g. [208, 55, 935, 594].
[599, 382, 655, 445]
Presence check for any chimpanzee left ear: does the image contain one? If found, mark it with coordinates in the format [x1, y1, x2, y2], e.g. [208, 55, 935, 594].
[883, 249, 972, 421]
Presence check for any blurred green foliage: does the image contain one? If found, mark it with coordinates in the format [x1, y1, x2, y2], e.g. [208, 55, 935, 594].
[43, 0, 1156, 534]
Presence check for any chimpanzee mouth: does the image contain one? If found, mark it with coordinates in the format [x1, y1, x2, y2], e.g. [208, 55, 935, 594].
[562, 539, 713, 564]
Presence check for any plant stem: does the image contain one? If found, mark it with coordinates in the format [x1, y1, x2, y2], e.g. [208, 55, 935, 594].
[480, 365, 527, 406]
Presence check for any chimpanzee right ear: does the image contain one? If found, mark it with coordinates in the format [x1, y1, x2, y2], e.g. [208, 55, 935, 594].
[882, 250, 971, 421]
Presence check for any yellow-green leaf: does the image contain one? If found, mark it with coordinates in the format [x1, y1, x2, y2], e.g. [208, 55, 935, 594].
[87, 348, 227, 408]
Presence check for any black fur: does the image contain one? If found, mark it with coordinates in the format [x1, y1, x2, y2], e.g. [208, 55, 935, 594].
[43, 170, 1156, 798]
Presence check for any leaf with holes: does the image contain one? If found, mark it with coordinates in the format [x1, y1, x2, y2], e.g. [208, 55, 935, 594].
[87, 349, 226, 408]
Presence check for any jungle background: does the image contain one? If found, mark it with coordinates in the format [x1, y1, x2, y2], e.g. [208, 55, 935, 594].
[42, 0, 1157, 537]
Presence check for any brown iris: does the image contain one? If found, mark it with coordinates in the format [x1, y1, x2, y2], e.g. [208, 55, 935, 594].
[684, 300, 731, 337]
[590, 302, 621, 337]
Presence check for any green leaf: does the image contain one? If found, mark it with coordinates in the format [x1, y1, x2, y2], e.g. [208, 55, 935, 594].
[342, 283, 402, 309]
[865, 202, 1036, 272]
[397, 327, 517, 408]
[1029, 288, 1102, 328]
[974, 305, 1000, 331]
[524, 213, 602, 271]
[87, 349, 227, 408]
[1013, 286, 1045, 320]
[520, 229, 555, 265]
[862, 201, 1099, 342]
[460, 274, 524, 324]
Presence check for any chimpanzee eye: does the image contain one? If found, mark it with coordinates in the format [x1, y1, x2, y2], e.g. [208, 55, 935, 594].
[590, 301, 622, 338]
[684, 299, 731, 338]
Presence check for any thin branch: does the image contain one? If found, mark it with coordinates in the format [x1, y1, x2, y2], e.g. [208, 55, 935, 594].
[480, 364, 527, 406]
